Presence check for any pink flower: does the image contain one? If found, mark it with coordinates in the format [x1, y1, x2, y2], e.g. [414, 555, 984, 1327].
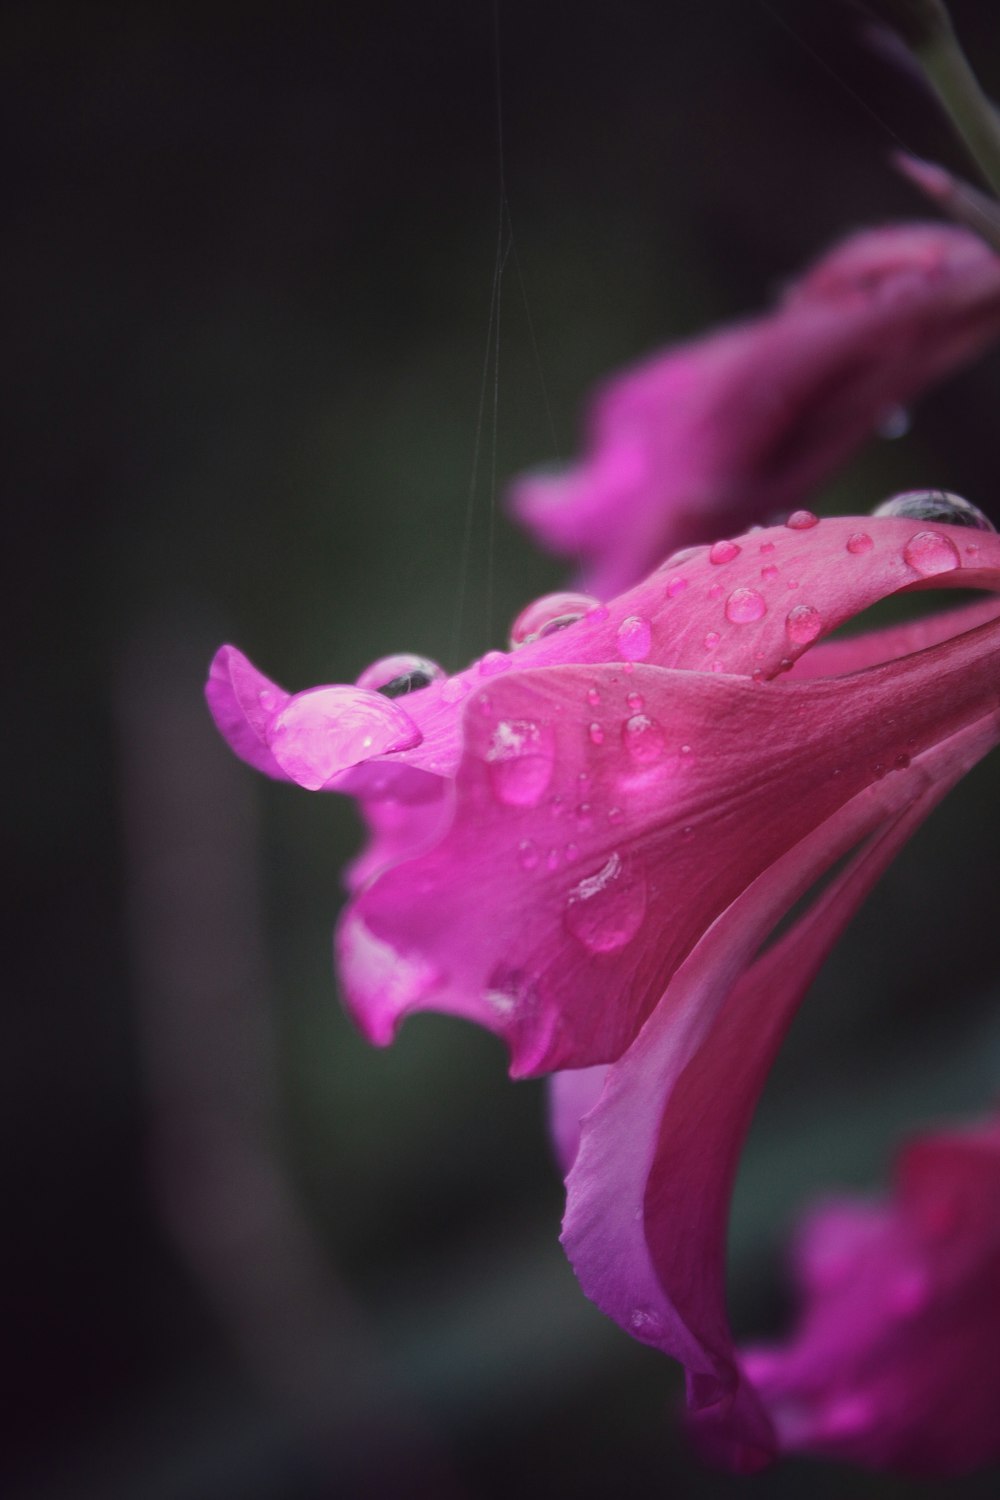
[510, 223, 1000, 597]
[207, 508, 1000, 1472]
[739, 1115, 1000, 1474]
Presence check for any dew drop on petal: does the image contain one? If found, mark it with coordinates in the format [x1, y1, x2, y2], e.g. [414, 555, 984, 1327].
[588, 721, 605, 745]
[622, 713, 666, 763]
[616, 615, 652, 661]
[759, 540, 776, 555]
[269, 686, 422, 789]
[586, 686, 601, 707]
[709, 539, 741, 564]
[902, 529, 961, 576]
[606, 805, 624, 824]
[517, 838, 539, 872]
[872, 489, 995, 531]
[628, 1307, 664, 1341]
[478, 650, 510, 677]
[356, 652, 446, 697]
[703, 631, 720, 650]
[707, 582, 723, 600]
[785, 603, 823, 645]
[626, 691, 644, 711]
[846, 531, 873, 554]
[258, 688, 277, 711]
[509, 590, 603, 646]
[565, 852, 647, 954]
[485, 719, 555, 807]
[564, 842, 580, 863]
[786, 509, 819, 530]
[441, 676, 470, 704]
[761, 563, 779, 581]
[725, 587, 767, 623]
[666, 575, 688, 598]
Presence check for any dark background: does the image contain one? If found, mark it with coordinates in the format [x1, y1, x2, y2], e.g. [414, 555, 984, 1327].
[8, 1, 1000, 1496]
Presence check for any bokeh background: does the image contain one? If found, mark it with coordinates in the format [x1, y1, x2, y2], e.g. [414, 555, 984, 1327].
[9, 1, 1000, 1496]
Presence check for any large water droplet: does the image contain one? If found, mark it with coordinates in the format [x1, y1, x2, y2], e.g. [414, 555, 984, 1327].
[846, 531, 873, 554]
[509, 591, 603, 646]
[622, 713, 666, 763]
[709, 539, 741, 564]
[270, 686, 422, 789]
[616, 615, 652, 661]
[564, 852, 647, 954]
[785, 509, 819, 530]
[485, 719, 555, 806]
[872, 489, 995, 531]
[725, 587, 767, 623]
[785, 602, 823, 645]
[902, 530, 961, 576]
[357, 652, 446, 697]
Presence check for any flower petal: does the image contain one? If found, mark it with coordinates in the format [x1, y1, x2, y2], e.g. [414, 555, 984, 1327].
[205, 644, 293, 781]
[511, 223, 1000, 596]
[339, 611, 1000, 1075]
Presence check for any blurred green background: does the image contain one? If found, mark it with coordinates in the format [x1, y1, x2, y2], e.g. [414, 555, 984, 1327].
[8, 1, 1000, 1496]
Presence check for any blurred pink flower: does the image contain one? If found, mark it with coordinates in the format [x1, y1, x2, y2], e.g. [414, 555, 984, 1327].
[208, 510, 1000, 1473]
[510, 223, 1000, 597]
[739, 1115, 1000, 1474]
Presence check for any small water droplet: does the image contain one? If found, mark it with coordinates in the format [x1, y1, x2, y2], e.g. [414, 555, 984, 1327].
[626, 691, 644, 711]
[707, 581, 723, 599]
[681, 825, 694, 840]
[725, 587, 767, 623]
[759, 540, 776, 555]
[517, 838, 539, 871]
[586, 686, 601, 707]
[441, 677, 470, 704]
[258, 688, 277, 711]
[565, 852, 647, 954]
[666, 575, 688, 598]
[628, 1307, 664, 1341]
[622, 713, 666, 764]
[761, 563, 779, 581]
[357, 652, 446, 697]
[876, 404, 910, 439]
[786, 509, 819, 530]
[703, 631, 720, 650]
[902, 530, 961, 576]
[616, 615, 652, 661]
[679, 743, 692, 756]
[846, 531, 873, 554]
[564, 841, 580, 863]
[509, 591, 603, 646]
[606, 806, 624, 824]
[547, 848, 561, 871]
[872, 489, 995, 531]
[485, 719, 555, 806]
[709, 539, 741, 564]
[588, 721, 605, 745]
[785, 602, 823, 645]
[479, 650, 509, 677]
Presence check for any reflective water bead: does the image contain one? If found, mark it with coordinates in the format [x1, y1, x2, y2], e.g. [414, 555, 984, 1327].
[616, 615, 652, 661]
[485, 719, 555, 807]
[725, 587, 767, 623]
[785, 509, 819, 530]
[902, 530, 961, 576]
[588, 722, 605, 745]
[564, 852, 647, 954]
[785, 602, 823, 645]
[846, 531, 873, 554]
[707, 582, 723, 600]
[709, 539, 741, 564]
[872, 489, 995, 531]
[509, 590, 603, 646]
[622, 713, 666, 764]
[876, 404, 910, 439]
[703, 631, 720, 650]
[626, 691, 644, 712]
[357, 652, 446, 697]
[666, 575, 688, 598]
[258, 688, 277, 711]
[478, 650, 509, 677]
[761, 563, 779, 581]
[517, 838, 539, 871]
[759, 540, 776, 554]
[586, 686, 601, 707]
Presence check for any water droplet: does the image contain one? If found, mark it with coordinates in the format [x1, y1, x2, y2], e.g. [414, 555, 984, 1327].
[575, 801, 593, 823]
[680, 743, 692, 756]
[628, 1307, 664, 1341]
[258, 688, 277, 711]
[357, 652, 446, 697]
[786, 509, 819, 530]
[846, 531, 873, 554]
[509, 591, 603, 646]
[564, 841, 580, 863]
[485, 719, 555, 806]
[785, 602, 823, 645]
[681, 824, 694, 840]
[666, 575, 688, 598]
[546, 848, 561, 872]
[876, 404, 910, 439]
[761, 563, 779, 581]
[725, 587, 767, 623]
[588, 721, 605, 745]
[872, 489, 994, 531]
[902, 530, 961, 576]
[622, 713, 666, 763]
[270, 686, 422, 790]
[759, 540, 776, 554]
[707, 582, 723, 600]
[565, 852, 647, 954]
[586, 686, 601, 707]
[478, 650, 509, 677]
[616, 615, 652, 661]
[626, 691, 644, 711]
[517, 838, 539, 871]
[703, 631, 720, 650]
[709, 539, 741, 564]
[441, 676, 470, 704]
[606, 806, 624, 824]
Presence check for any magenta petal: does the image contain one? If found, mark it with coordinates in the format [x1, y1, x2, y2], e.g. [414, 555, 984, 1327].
[561, 715, 1000, 1472]
[744, 1116, 1000, 1474]
[548, 1065, 609, 1176]
[266, 685, 423, 790]
[511, 223, 1000, 595]
[339, 610, 1000, 1075]
[205, 644, 293, 781]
